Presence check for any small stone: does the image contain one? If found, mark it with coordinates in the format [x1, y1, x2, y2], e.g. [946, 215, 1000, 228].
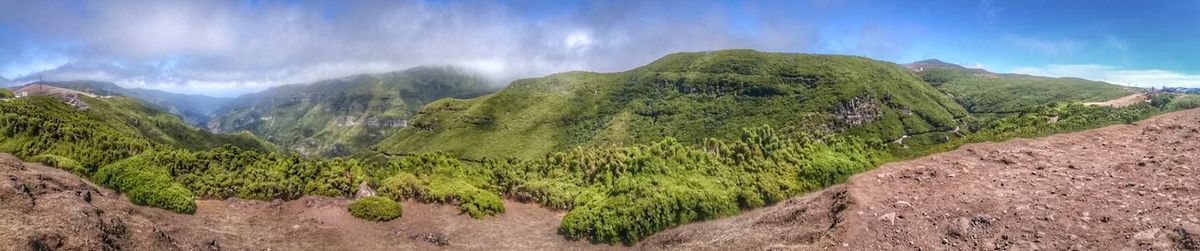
[879, 212, 899, 224]
[1134, 228, 1159, 240]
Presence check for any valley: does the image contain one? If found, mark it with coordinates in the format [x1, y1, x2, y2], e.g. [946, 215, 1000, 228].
[4, 98, 1197, 250]
[1, 50, 1197, 249]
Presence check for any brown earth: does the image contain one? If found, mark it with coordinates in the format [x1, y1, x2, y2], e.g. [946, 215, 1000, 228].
[5, 109, 1200, 250]
[1084, 93, 1149, 107]
[638, 108, 1200, 250]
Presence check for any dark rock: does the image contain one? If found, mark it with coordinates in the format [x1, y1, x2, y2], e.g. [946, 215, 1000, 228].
[409, 232, 450, 246]
[205, 239, 221, 250]
[28, 233, 64, 251]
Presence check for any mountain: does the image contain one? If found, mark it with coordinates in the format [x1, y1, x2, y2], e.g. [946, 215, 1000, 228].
[29, 80, 232, 126]
[375, 50, 970, 160]
[209, 66, 494, 156]
[909, 59, 1138, 113]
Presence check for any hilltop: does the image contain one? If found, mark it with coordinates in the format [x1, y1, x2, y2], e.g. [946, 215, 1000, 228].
[209, 66, 494, 156]
[376, 50, 969, 160]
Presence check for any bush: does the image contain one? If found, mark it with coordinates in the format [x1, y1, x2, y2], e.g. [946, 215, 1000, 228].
[29, 154, 86, 174]
[91, 154, 197, 213]
[376, 153, 505, 218]
[1167, 94, 1200, 111]
[348, 196, 403, 221]
[0, 88, 12, 98]
[488, 126, 882, 244]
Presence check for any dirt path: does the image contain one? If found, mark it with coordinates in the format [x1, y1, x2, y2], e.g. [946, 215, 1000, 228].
[1084, 93, 1149, 107]
[639, 108, 1200, 250]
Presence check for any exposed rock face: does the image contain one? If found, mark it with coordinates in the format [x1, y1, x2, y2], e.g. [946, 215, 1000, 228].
[355, 182, 376, 199]
[832, 94, 882, 127]
[333, 115, 408, 128]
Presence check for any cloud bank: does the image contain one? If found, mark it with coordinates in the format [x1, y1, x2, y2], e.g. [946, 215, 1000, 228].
[1012, 65, 1200, 88]
[0, 0, 841, 96]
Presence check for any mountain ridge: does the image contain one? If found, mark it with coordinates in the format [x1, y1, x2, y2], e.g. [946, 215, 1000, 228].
[210, 65, 496, 156]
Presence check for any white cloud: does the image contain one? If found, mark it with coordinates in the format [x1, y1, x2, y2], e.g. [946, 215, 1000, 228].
[1001, 34, 1080, 56]
[0, 0, 829, 96]
[1010, 64, 1200, 88]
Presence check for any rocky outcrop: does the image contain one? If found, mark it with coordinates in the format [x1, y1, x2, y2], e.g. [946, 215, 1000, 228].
[832, 94, 881, 127]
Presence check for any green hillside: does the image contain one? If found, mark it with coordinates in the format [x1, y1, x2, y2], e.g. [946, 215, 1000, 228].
[376, 50, 969, 160]
[210, 66, 493, 156]
[911, 62, 1137, 113]
[84, 96, 274, 151]
[35, 80, 233, 126]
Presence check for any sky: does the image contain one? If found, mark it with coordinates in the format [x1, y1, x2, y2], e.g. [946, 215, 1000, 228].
[0, 0, 1198, 97]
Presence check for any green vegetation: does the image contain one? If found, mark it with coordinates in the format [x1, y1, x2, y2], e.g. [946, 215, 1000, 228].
[91, 154, 197, 213]
[348, 196, 404, 221]
[85, 96, 274, 152]
[128, 146, 365, 200]
[491, 126, 880, 244]
[36, 80, 234, 126]
[0, 88, 13, 98]
[28, 154, 84, 174]
[211, 66, 493, 156]
[0, 96, 343, 212]
[1166, 94, 1200, 110]
[375, 153, 503, 218]
[372, 124, 880, 244]
[919, 68, 1135, 113]
[378, 50, 967, 160]
[0, 96, 153, 170]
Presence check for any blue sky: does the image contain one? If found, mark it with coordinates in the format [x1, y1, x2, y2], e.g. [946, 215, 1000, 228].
[0, 0, 1198, 96]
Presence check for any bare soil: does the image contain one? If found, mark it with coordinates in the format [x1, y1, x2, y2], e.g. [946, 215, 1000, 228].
[1084, 93, 1149, 107]
[5, 109, 1200, 250]
[638, 108, 1200, 250]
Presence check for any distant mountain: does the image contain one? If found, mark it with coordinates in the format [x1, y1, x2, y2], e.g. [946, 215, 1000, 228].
[209, 66, 494, 156]
[376, 50, 970, 160]
[904, 59, 990, 74]
[27, 80, 232, 126]
[908, 59, 1137, 113]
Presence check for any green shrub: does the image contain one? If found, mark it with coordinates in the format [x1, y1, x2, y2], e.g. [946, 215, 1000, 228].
[487, 126, 882, 244]
[0, 88, 12, 98]
[1167, 94, 1200, 111]
[91, 154, 197, 213]
[348, 196, 403, 221]
[29, 154, 86, 174]
[376, 153, 505, 218]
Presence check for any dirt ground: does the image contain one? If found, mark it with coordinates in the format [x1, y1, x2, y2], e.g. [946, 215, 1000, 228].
[638, 108, 1200, 250]
[4, 109, 1200, 250]
[1084, 93, 1149, 107]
